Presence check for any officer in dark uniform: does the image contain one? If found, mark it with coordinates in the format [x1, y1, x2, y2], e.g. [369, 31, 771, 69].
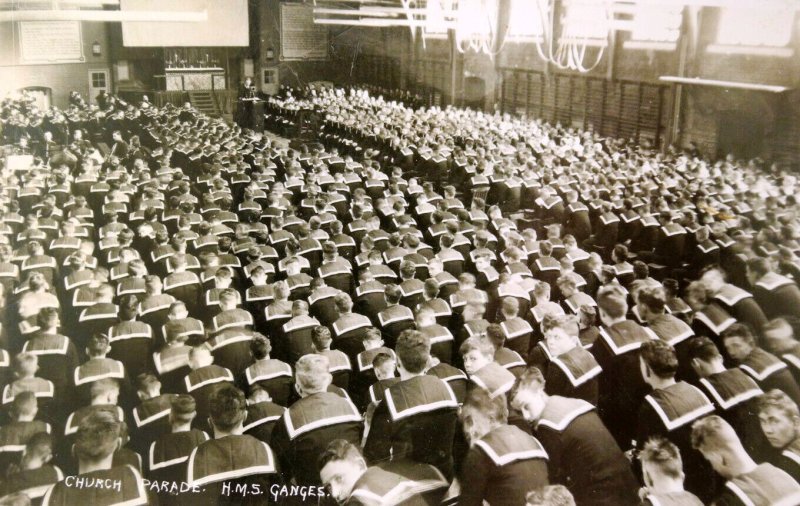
[319, 439, 449, 506]
[270, 354, 362, 486]
[691, 415, 800, 506]
[186, 384, 281, 506]
[457, 388, 549, 506]
[510, 367, 640, 506]
[637, 340, 716, 501]
[364, 330, 459, 480]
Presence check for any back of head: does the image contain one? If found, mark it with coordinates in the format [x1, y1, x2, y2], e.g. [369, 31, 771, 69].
[461, 386, 508, 426]
[691, 415, 739, 456]
[525, 485, 576, 506]
[597, 285, 627, 320]
[395, 329, 431, 374]
[312, 325, 332, 350]
[295, 354, 332, 395]
[640, 340, 678, 380]
[209, 384, 247, 432]
[639, 436, 684, 482]
[74, 410, 121, 464]
[170, 394, 197, 425]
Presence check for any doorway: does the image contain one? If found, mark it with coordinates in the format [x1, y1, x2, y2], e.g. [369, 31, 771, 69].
[88, 70, 110, 105]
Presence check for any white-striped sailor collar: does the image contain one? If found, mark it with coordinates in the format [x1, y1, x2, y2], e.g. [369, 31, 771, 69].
[74, 361, 124, 386]
[536, 397, 594, 432]
[246, 361, 292, 384]
[282, 396, 362, 440]
[551, 355, 602, 387]
[699, 377, 762, 410]
[474, 437, 548, 466]
[185, 368, 234, 392]
[644, 384, 714, 431]
[187, 440, 276, 487]
[384, 381, 458, 421]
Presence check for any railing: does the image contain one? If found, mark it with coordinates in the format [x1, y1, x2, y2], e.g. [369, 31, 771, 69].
[154, 91, 189, 108]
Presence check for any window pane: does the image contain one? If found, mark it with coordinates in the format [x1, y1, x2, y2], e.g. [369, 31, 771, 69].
[508, 0, 544, 38]
[716, 7, 794, 47]
[425, 0, 451, 36]
[631, 4, 682, 42]
[561, 1, 609, 40]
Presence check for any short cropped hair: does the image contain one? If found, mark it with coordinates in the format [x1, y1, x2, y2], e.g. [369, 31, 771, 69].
[525, 485, 575, 506]
[250, 333, 272, 360]
[461, 386, 508, 425]
[74, 410, 121, 462]
[721, 323, 756, 346]
[395, 330, 430, 374]
[639, 437, 684, 480]
[208, 384, 247, 432]
[459, 337, 494, 359]
[638, 286, 667, 314]
[510, 367, 546, 401]
[295, 354, 331, 394]
[686, 336, 722, 363]
[597, 286, 627, 319]
[640, 340, 678, 379]
[318, 439, 363, 473]
[312, 326, 332, 349]
[691, 415, 737, 453]
[758, 389, 800, 420]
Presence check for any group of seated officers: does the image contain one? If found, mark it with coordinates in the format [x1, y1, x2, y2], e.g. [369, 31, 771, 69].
[0, 85, 798, 506]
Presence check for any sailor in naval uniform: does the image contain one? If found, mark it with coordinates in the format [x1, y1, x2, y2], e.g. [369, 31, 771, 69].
[638, 437, 703, 506]
[182, 347, 234, 434]
[186, 384, 280, 506]
[747, 257, 800, 320]
[319, 439, 449, 506]
[364, 330, 459, 480]
[42, 410, 150, 506]
[147, 395, 208, 504]
[691, 415, 800, 506]
[457, 388, 549, 506]
[637, 340, 717, 501]
[270, 354, 363, 486]
[687, 337, 769, 462]
[535, 314, 601, 406]
[636, 286, 696, 382]
[721, 323, 800, 405]
[592, 286, 654, 447]
[510, 367, 640, 506]
[756, 390, 800, 481]
[461, 337, 516, 402]
[0, 431, 64, 504]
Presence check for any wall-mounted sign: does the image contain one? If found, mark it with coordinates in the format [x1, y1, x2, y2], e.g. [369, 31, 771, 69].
[19, 21, 84, 64]
[280, 3, 328, 61]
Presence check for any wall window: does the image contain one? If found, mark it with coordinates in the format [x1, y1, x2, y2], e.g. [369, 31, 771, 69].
[560, 1, 609, 45]
[508, 0, 544, 40]
[630, 4, 682, 43]
[424, 0, 452, 38]
[716, 6, 794, 47]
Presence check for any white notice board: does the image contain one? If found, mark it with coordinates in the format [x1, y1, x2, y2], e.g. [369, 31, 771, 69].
[19, 21, 84, 64]
[280, 4, 328, 60]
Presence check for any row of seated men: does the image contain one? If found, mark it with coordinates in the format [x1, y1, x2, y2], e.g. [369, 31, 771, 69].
[0, 87, 799, 505]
